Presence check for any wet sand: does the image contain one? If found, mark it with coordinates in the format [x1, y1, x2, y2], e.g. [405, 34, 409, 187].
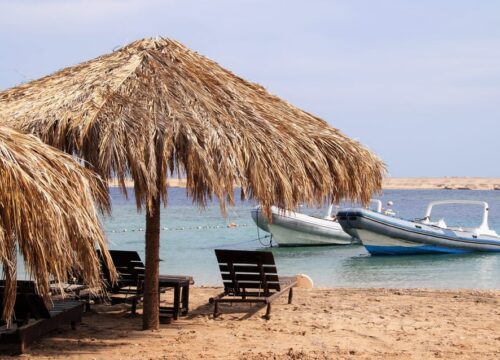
[21, 287, 500, 360]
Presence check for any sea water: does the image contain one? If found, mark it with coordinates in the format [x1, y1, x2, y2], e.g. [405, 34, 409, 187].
[103, 188, 500, 289]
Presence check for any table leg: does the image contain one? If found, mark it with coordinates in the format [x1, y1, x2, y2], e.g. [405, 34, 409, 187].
[182, 285, 189, 315]
[173, 285, 180, 320]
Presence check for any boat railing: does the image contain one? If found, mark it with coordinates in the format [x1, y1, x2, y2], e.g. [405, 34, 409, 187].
[370, 199, 383, 213]
[422, 200, 490, 233]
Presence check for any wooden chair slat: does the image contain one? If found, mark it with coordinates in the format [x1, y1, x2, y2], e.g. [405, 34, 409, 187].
[221, 273, 279, 282]
[222, 281, 281, 290]
[218, 264, 278, 274]
[215, 250, 276, 265]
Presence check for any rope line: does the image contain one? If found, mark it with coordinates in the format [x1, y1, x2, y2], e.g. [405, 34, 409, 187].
[105, 223, 251, 233]
[255, 207, 274, 248]
[202, 235, 271, 250]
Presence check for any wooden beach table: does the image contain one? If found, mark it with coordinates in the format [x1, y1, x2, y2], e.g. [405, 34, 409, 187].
[137, 274, 191, 321]
[158, 275, 191, 320]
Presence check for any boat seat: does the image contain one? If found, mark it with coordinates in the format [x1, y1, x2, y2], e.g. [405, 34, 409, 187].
[428, 219, 447, 229]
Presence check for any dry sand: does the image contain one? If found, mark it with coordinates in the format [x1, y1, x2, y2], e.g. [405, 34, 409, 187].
[383, 177, 500, 190]
[18, 287, 500, 360]
[109, 177, 500, 191]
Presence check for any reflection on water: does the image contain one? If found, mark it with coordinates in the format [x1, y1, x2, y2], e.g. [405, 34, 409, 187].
[266, 246, 500, 289]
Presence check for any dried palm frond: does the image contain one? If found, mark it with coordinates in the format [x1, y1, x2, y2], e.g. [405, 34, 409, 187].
[0, 125, 114, 324]
[0, 38, 385, 329]
[0, 38, 384, 213]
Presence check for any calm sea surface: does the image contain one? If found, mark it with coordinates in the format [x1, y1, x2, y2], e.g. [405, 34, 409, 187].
[101, 188, 500, 289]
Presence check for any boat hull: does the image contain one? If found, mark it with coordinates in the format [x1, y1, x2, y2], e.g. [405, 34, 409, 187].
[251, 207, 354, 246]
[338, 209, 500, 255]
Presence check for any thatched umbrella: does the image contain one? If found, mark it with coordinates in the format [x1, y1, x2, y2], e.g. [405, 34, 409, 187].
[0, 124, 114, 325]
[0, 38, 384, 330]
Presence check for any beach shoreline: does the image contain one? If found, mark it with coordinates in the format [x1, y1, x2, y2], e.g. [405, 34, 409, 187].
[24, 286, 500, 359]
[109, 177, 500, 191]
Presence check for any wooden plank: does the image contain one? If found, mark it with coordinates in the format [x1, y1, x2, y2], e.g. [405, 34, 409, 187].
[221, 273, 279, 282]
[129, 260, 144, 266]
[223, 291, 280, 298]
[109, 250, 142, 268]
[219, 264, 277, 274]
[0, 280, 37, 293]
[158, 275, 194, 284]
[214, 298, 268, 304]
[222, 281, 281, 290]
[215, 249, 275, 265]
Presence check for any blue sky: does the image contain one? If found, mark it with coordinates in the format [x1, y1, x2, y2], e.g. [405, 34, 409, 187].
[1, 0, 499, 177]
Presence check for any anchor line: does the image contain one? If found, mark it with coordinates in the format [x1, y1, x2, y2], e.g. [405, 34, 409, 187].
[201, 235, 271, 250]
[255, 207, 273, 248]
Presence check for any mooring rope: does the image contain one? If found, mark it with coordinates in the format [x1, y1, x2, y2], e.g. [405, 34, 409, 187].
[203, 234, 272, 250]
[255, 207, 274, 248]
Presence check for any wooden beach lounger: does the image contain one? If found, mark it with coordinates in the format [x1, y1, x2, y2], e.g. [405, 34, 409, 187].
[104, 250, 193, 319]
[98, 250, 144, 313]
[210, 249, 297, 320]
[0, 281, 84, 354]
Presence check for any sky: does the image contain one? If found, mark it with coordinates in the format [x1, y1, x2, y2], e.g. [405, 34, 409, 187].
[1, 0, 499, 177]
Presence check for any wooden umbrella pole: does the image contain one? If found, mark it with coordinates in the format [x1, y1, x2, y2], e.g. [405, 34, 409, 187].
[143, 192, 161, 330]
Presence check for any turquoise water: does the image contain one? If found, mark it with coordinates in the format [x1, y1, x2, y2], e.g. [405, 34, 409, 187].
[104, 188, 500, 289]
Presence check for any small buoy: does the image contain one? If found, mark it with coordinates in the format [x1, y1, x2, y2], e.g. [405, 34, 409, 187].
[123, 229, 128, 232]
[227, 222, 237, 228]
[295, 274, 314, 289]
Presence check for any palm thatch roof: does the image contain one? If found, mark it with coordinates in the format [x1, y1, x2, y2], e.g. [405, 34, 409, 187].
[0, 125, 113, 324]
[0, 37, 384, 213]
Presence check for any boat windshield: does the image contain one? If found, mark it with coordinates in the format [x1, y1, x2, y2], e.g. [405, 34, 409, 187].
[422, 200, 490, 232]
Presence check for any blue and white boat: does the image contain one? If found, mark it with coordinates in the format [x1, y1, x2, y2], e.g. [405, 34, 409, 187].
[338, 200, 500, 255]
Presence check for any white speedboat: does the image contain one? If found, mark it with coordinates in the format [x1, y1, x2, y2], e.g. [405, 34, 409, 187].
[338, 200, 500, 255]
[251, 205, 355, 246]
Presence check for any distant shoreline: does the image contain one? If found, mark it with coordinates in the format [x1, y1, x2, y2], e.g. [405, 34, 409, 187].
[108, 177, 500, 191]
[382, 177, 500, 190]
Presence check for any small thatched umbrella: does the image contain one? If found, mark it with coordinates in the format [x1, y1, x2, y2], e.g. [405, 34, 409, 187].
[0, 124, 114, 325]
[0, 38, 384, 330]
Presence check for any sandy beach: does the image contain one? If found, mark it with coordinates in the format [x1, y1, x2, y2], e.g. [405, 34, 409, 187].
[20, 287, 500, 360]
[383, 177, 500, 190]
[109, 177, 500, 191]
